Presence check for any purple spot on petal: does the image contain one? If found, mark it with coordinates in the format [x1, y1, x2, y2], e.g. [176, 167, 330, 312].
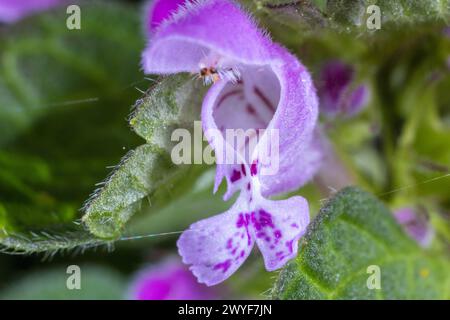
[226, 238, 233, 249]
[216, 89, 243, 109]
[213, 260, 232, 273]
[250, 161, 258, 176]
[258, 210, 275, 228]
[251, 213, 261, 231]
[236, 213, 246, 228]
[230, 169, 241, 183]
[254, 86, 276, 113]
[286, 240, 294, 253]
[246, 103, 256, 115]
[241, 164, 247, 176]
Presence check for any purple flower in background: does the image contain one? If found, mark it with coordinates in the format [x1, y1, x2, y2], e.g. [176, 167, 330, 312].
[443, 26, 450, 38]
[394, 207, 434, 248]
[318, 60, 369, 118]
[142, 0, 320, 285]
[0, 0, 62, 23]
[444, 27, 450, 70]
[127, 258, 217, 300]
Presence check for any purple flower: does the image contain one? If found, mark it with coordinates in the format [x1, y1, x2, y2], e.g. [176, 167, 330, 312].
[0, 0, 62, 23]
[394, 207, 434, 248]
[142, 0, 319, 285]
[145, 0, 186, 33]
[127, 258, 217, 300]
[318, 60, 369, 118]
[443, 26, 450, 39]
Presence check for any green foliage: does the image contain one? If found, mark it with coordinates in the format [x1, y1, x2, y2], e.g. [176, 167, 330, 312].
[82, 74, 207, 239]
[272, 187, 450, 299]
[0, 2, 143, 251]
[253, 0, 450, 32]
[0, 3, 209, 248]
[130, 74, 205, 149]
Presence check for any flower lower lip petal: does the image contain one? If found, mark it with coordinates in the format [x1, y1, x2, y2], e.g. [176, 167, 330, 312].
[177, 196, 255, 286]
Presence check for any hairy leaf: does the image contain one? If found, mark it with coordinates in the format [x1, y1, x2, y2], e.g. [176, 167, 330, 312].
[82, 74, 207, 239]
[255, 0, 450, 32]
[272, 187, 450, 299]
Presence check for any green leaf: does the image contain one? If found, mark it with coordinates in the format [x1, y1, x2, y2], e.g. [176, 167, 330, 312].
[130, 74, 205, 149]
[254, 0, 450, 32]
[0, 1, 143, 252]
[0, 1, 143, 145]
[82, 74, 207, 239]
[0, 264, 126, 300]
[272, 187, 450, 299]
[0, 228, 105, 256]
[81, 144, 176, 239]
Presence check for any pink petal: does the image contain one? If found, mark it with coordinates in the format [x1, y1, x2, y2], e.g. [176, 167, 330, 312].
[252, 196, 309, 271]
[202, 44, 318, 199]
[249, 45, 320, 197]
[145, 0, 187, 33]
[202, 46, 321, 197]
[143, 0, 320, 198]
[142, 0, 272, 74]
[201, 64, 280, 200]
[128, 258, 217, 300]
[0, 0, 61, 23]
[318, 60, 369, 118]
[260, 128, 325, 197]
[394, 207, 434, 248]
[177, 195, 255, 286]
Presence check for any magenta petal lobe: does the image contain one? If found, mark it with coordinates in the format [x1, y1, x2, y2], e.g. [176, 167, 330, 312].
[0, 0, 61, 23]
[258, 46, 319, 196]
[177, 196, 255, 286]
[142, 0, 272, 75]
[253, 196, 309, 271]
[145, 0, 187, 33]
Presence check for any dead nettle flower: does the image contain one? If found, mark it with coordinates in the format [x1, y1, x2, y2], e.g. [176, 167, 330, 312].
[142, 0, 320, 285]
[127, 258, 217, 300]
[0, 0, 62, 23]
[394, 207, 434, 248]
[318, 60, 370, 119]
